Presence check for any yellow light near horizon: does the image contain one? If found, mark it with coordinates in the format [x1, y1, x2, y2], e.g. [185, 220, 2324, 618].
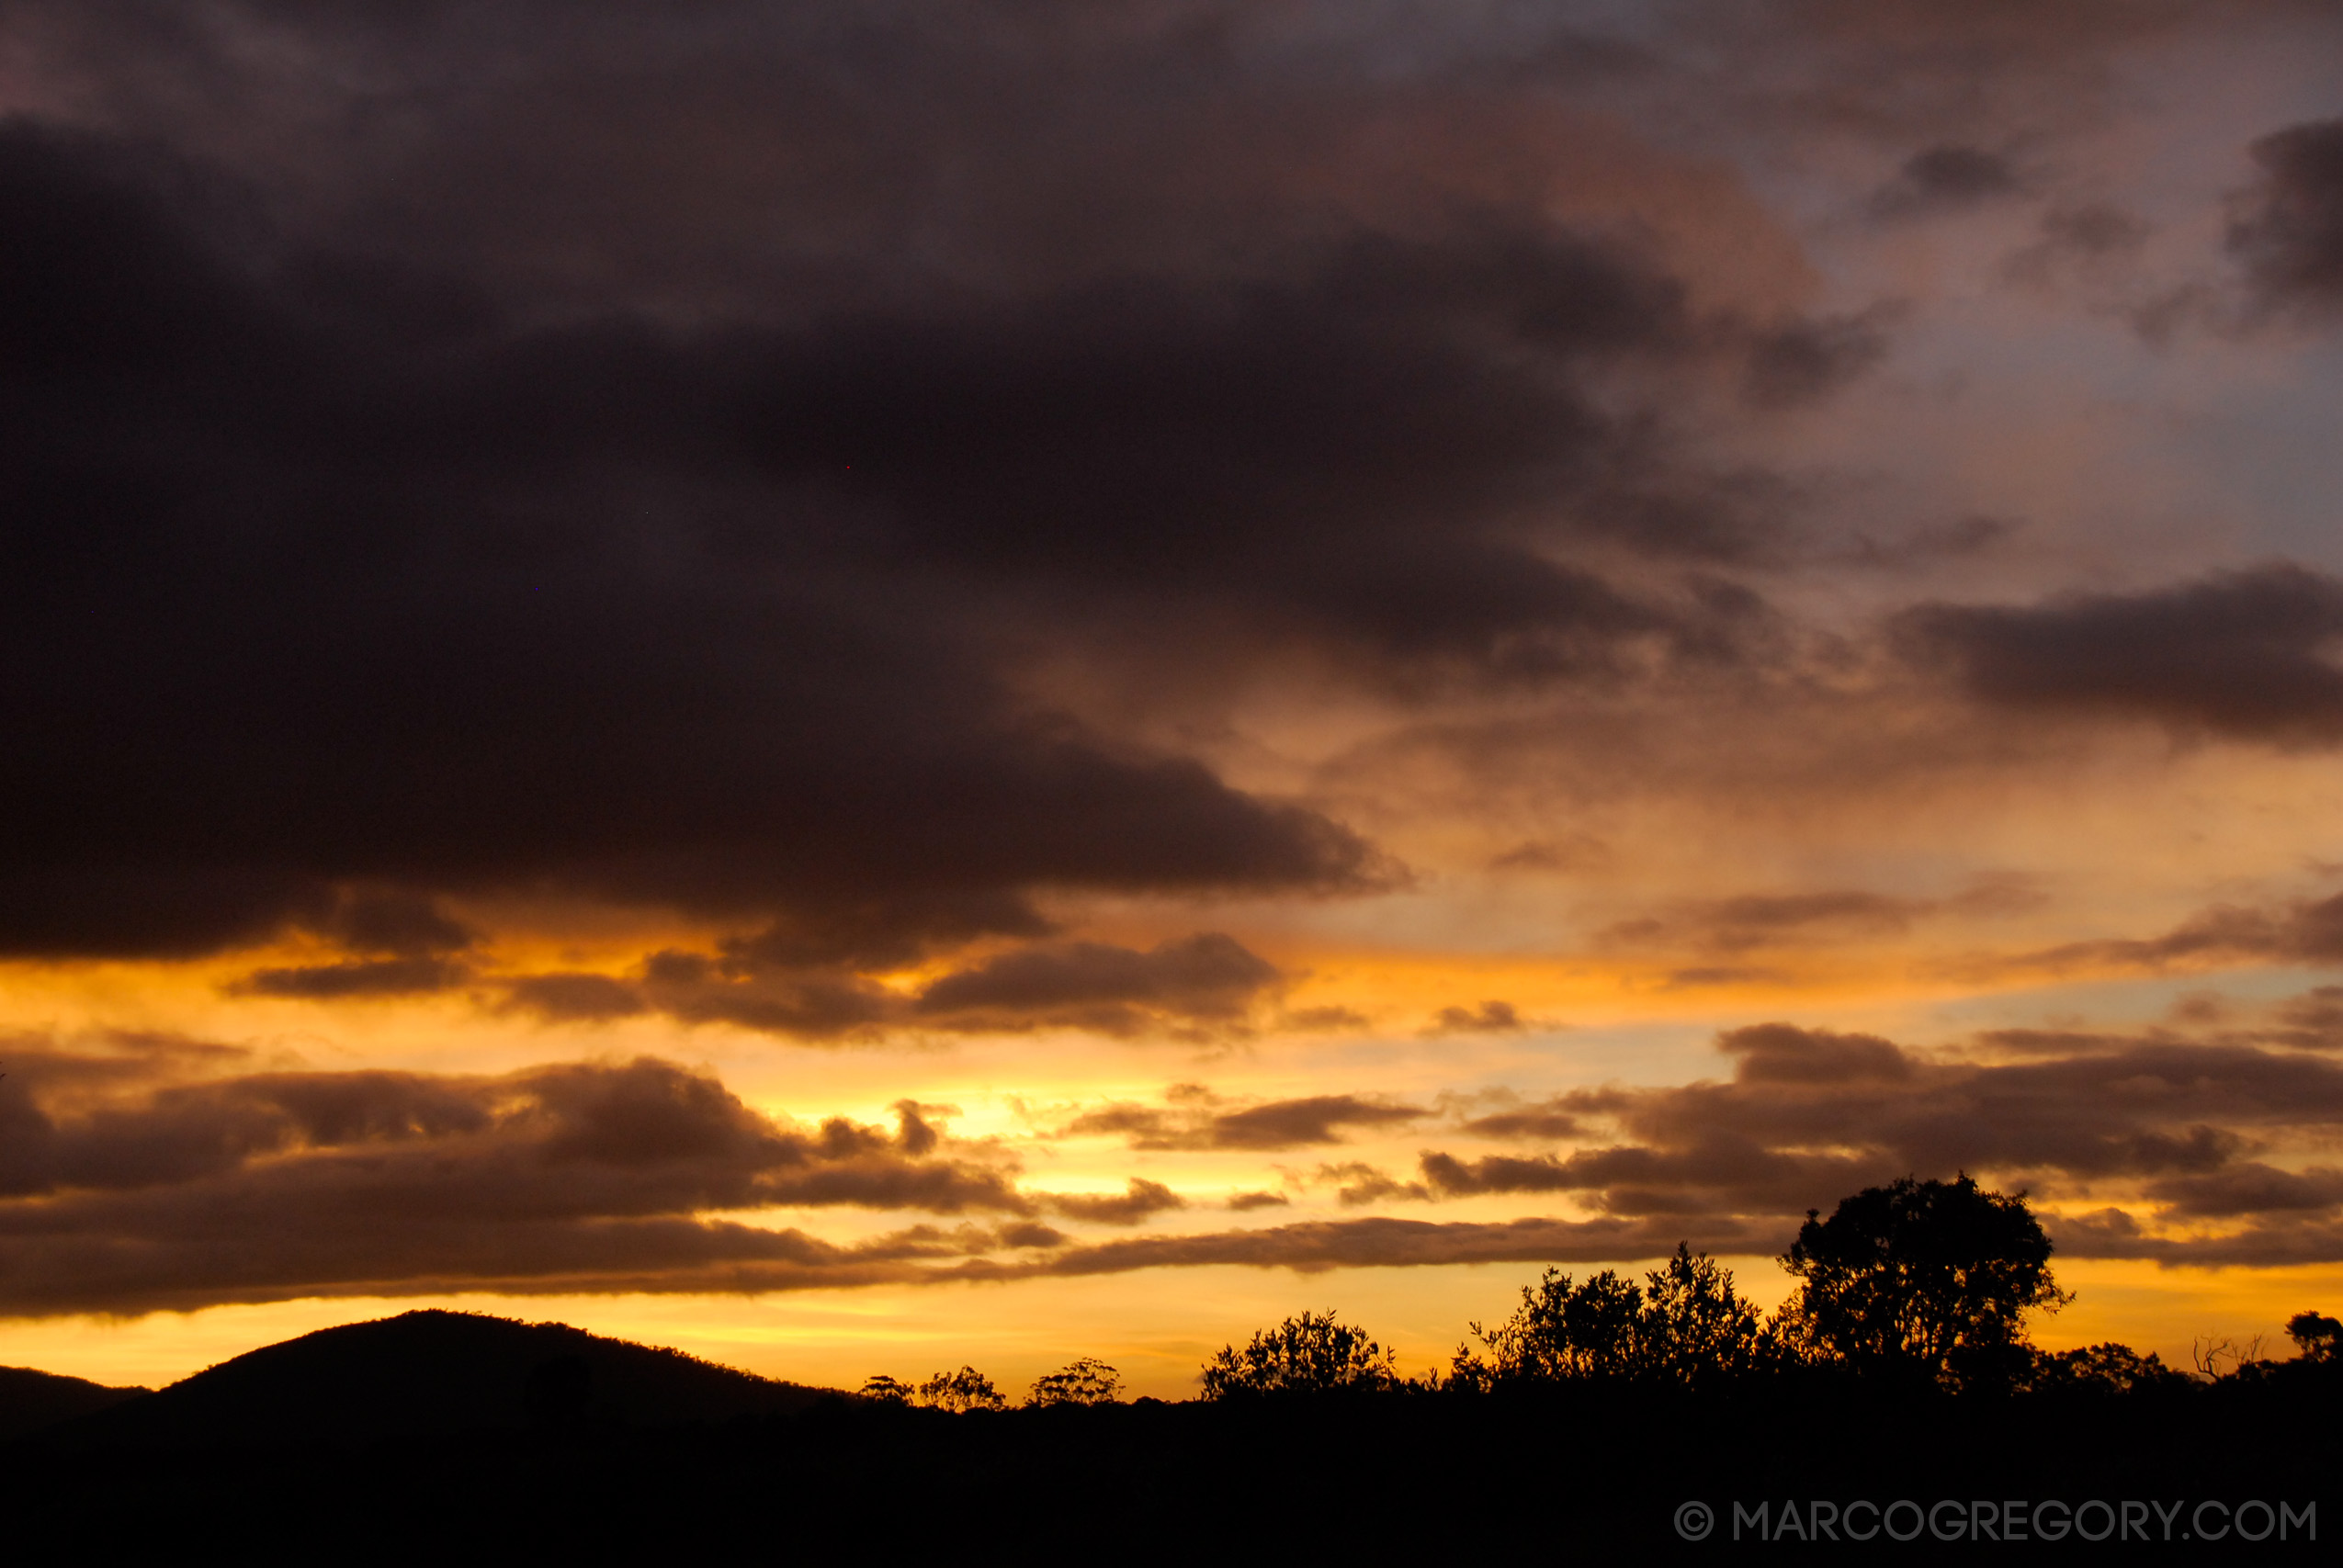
[5, 1257, 2336, 1403]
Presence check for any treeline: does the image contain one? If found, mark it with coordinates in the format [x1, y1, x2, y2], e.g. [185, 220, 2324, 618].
[867, 1176, 2343, 1406]
[5, 1176, 2335, 1561]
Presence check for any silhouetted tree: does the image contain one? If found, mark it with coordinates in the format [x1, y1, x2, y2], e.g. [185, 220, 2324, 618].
[915, 1367, 1004, 1413]
[1783, 1173, 2067, 1391]
[1641, 1245, 1771, 1385]
[1028, 1357, 1122, 1406]
[1453, 1245, 1768, 1389]
[1457, 1268, 1641, 1387]
[2191, 1333, 2265, 1380]
[857, 1374, 912, 1404]
[2285, 1310, 2341, 1362]
[1199, 1311, 1396, 1398]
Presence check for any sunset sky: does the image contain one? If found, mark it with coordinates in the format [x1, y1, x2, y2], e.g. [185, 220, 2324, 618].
[6, 1, 2343, 1398]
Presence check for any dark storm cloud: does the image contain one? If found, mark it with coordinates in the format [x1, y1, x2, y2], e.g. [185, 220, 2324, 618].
[0, 0, 1983, 981]
[2230, 117, 2343, 316]
[1061, 1092, 1429, 1151]
[0, 116, 1414, 965]
[0, 85, 1839, 975]
[1898, 562, 2343, 742]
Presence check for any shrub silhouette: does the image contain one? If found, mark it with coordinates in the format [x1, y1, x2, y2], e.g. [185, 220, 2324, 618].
[1454, 1244, 1769, 1389]
[1783, 1172, 2067, 1391]
[1028, 1357, 1122, 1406]
[915, 1367, 1004, 1413]
[1199, 1311, 1396, 1398]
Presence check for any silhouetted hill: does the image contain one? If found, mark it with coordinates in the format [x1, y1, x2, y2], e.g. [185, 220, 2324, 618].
[0, 1366, 147, 1440]
[0, 1348, 2335, 1562]
[38, 1309, 832, 1449]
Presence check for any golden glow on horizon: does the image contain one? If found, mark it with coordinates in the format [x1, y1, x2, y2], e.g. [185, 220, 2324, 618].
[5, 1258, 2335, 1403]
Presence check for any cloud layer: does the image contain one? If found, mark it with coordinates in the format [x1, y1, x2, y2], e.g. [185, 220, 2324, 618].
[5, 0, 2343, 1337]
[13, 1008, 2343, 1315]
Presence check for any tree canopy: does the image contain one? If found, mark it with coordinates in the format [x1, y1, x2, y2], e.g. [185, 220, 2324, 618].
[1781, 1172, 2067, 1390]
[1454, 1244, 1770, 1390]
[1199, 1311, 1397, 1399]
[1028, 1358, 1123, 1407]
[915, 1367, 1005, 1413]
[2285, 1311, 2340, 1363]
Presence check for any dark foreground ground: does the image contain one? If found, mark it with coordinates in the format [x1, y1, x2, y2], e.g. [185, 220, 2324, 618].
[0, 1316, 2331, 1562]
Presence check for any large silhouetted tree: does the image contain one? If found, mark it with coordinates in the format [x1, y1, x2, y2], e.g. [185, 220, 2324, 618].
[1782, 1173, 2067, 1391]
[1199, 1311, 1397, 1398]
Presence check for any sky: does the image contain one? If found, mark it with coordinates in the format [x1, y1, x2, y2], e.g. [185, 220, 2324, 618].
[5, 0, 2343, 1398]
